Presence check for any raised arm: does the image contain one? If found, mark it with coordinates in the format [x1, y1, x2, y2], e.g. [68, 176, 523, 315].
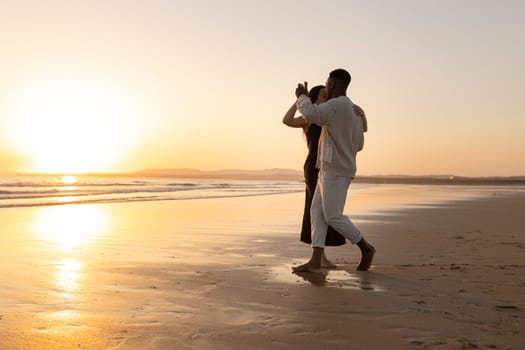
[282, 102, 307, 128]
[294, 82, 335, 125]
[353, 104, 368, 132]
[296, 95, 335, 126]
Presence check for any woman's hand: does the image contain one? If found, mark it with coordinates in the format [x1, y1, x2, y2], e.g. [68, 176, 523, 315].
[353, 104, 368, 132]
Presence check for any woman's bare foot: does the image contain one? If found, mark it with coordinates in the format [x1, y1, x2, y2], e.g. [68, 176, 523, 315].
[356, 245, 376, 271]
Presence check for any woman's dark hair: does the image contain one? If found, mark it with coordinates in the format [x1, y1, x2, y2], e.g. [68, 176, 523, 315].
[309, 85, 325, 104]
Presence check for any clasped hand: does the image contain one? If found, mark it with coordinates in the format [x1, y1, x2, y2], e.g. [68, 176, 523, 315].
[295, 81, 308, 98]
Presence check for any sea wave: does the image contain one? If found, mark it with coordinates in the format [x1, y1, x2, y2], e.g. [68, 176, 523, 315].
[0, 175, 303, 208]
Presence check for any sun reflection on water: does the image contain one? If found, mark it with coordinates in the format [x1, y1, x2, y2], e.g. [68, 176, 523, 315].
[61, 175, 77, 185]
[34, 204, 108, 252]
[54, 258, 84, 299]
[33, 204, 108, 306]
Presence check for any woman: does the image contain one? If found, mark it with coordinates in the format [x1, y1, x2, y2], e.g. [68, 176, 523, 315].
[282, 85, 367, 268]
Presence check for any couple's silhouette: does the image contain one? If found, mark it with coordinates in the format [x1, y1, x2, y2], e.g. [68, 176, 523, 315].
[283, 68, 375, 273]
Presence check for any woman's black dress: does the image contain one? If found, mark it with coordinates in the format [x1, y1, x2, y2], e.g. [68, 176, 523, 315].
[300, 124, 346, 245]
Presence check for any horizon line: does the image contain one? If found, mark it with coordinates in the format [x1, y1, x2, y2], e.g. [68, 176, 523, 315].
[1, 168, 524, 179]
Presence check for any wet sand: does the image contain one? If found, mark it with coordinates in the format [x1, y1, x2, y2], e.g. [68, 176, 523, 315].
[1, 187, 524, 349]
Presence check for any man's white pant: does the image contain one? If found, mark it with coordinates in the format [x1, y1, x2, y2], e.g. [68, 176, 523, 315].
[311, 171, 362, 247]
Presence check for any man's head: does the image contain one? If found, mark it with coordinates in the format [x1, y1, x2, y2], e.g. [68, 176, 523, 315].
[326, 68, 351, 98]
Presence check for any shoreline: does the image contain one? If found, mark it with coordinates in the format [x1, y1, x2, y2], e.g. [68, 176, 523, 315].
[1, 178, 523, 210]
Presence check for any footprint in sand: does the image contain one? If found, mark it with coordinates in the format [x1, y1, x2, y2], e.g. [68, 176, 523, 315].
[500, 242, 524, 248]
[410, 340, 425, 346]
[218, 307, 262, 326]
[494, 305, 521, 311]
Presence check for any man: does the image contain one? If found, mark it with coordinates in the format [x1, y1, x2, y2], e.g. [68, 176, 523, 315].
[293, 68, 375, 272]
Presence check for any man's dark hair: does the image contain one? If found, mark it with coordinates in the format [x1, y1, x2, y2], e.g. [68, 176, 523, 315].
[329, 69, 351, 87]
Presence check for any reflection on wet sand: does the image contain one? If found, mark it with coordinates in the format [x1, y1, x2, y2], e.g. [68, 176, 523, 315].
[294, 269, 384, 291]
[54, 259, 83, 300]
[34, 204, 108, 251]
[31, 204, 108, 316]
[272, 264, 384, 292]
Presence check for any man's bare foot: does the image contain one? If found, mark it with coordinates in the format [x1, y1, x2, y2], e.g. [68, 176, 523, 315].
[292, 261, 323, 273]
[356, 245, 376, 271]
[321, 256, 337, 269]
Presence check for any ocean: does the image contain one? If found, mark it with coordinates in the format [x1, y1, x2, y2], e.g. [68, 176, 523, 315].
[1, 174, 523, 211]
[0, 175, 304, 208]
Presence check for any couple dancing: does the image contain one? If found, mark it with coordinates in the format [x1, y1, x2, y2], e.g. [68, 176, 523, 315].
[283, 68, 375, 273]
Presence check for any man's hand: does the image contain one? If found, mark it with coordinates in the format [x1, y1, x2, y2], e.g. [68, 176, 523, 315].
[295, 81, 308, 98]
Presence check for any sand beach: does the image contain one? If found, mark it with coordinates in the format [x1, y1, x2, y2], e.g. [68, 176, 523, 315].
[1, 185, 524, 349]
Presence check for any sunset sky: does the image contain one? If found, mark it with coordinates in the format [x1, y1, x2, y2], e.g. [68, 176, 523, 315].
[1, 0, 524, 176]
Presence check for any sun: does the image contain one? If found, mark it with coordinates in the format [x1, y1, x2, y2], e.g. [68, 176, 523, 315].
[7, 78, 140, 173]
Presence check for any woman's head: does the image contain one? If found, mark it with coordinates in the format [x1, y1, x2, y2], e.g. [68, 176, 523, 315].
[309, 85, 328, 105]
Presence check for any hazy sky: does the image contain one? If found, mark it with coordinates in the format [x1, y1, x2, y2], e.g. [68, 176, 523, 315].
[1, 0, 524, 176]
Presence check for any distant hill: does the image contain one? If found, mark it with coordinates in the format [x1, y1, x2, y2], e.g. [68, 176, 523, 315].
[130, 168, 525, 185]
